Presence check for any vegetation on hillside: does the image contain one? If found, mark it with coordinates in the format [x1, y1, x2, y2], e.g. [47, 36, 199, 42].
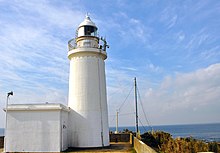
[141, 131, 219, 153]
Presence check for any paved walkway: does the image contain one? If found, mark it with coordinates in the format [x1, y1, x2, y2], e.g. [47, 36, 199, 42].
[66, 142, 133, 153]
[0, 142, 133, 153]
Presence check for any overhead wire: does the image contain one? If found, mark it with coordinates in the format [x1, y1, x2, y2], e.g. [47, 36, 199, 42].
[118, 85, 134, 112]
[110, 115, 116, 124]
[109, 83, 133, 126]
[110, 78, 154, 133]
[109, 112, 135, 125]
[139, 118, 148, 133]
[137, 86, 153, 132]
[119, 112, 135, 116]
[109, 112, 135, 117]
[107, 82, 132, 102]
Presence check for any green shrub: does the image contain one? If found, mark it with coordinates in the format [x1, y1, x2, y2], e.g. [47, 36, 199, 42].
[141, 131, 219, 153]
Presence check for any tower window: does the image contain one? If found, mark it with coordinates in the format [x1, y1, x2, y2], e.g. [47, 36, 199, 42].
[85, 26, 97, 36]
[78, 26, 97, 37]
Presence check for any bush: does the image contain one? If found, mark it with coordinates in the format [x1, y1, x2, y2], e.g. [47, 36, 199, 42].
[141, 131, 219, 153]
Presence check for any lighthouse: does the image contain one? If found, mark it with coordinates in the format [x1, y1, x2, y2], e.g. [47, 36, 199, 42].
[67, 15, 110, 147]
[3, 15, 109, 152]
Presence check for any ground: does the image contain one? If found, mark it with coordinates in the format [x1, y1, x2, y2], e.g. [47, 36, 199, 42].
[0, 142, 133, 153]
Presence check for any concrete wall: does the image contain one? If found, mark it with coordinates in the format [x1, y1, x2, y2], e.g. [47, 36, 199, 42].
[133, 136, 157, 153]
[5, 109, 67, 152]
[110, 133, 130, 142]
[0, 136, 3, 148]
[60, 110, 69, 151]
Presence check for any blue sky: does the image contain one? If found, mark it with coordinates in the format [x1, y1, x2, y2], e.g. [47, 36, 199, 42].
[0, 0, 220, 128]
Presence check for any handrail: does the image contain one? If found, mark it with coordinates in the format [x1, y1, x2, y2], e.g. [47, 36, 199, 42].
[68, 37, 108, 51]
[68, 38, 76, 50]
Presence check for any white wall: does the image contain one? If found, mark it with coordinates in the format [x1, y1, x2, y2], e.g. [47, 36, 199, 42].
[60, 110, 68, 151]
[5, 109, 66, 152]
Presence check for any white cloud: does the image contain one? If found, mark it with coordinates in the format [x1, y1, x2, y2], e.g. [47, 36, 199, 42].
[4, 0, 84, 29]
[185, 28, 209, 51]
[98, 12, 152, 46]
[142, 63, 220, 125]
[120, 67, 137, 71]
[147, 63, 162, 73]
[127, 17, 151, 43]
[0, 0, 85, 127]
[176, 31, 185, 42]
[160, 6, 178, 29]
[167, 15, 178, 29]
[199, 46, 220, 62]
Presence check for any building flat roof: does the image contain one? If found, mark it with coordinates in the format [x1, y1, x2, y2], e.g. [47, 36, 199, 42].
[4, 103, 70, 112]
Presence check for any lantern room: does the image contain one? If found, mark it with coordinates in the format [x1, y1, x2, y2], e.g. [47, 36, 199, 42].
[77, 15, 98, 37]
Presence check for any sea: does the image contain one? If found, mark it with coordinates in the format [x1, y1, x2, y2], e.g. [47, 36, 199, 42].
[110, 123, 220, 142]
[1, 123, 220, 142]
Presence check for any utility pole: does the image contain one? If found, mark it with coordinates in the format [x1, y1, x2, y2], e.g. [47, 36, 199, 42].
[115, 110, 119, 134]
[134, 77, 138, 135]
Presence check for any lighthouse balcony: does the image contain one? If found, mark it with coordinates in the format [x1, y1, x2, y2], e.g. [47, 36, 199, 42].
[68, 37, 100, 51]
[68, 38, 77, 50]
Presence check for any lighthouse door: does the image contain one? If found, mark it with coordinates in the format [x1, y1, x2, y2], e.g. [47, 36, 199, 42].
[61, 111, 68, 151]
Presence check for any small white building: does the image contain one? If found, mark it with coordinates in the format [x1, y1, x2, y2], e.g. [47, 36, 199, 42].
[5, 104, 69, 152]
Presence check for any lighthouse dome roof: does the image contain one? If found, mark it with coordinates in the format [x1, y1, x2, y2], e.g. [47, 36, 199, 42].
[79, 15, 96, 28]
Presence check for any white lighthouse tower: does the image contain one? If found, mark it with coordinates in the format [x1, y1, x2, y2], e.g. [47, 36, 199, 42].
[67, 15, 109, 147]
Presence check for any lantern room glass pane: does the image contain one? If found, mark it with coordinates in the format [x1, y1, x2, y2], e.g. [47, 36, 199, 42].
[78, 27, 84, 37]
[77, 26, 97, 37]
[84, 26, 97, 36]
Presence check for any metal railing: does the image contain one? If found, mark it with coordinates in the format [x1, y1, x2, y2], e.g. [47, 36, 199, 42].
[68, 37, 109, 51]
[68, 38, 76, 50]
